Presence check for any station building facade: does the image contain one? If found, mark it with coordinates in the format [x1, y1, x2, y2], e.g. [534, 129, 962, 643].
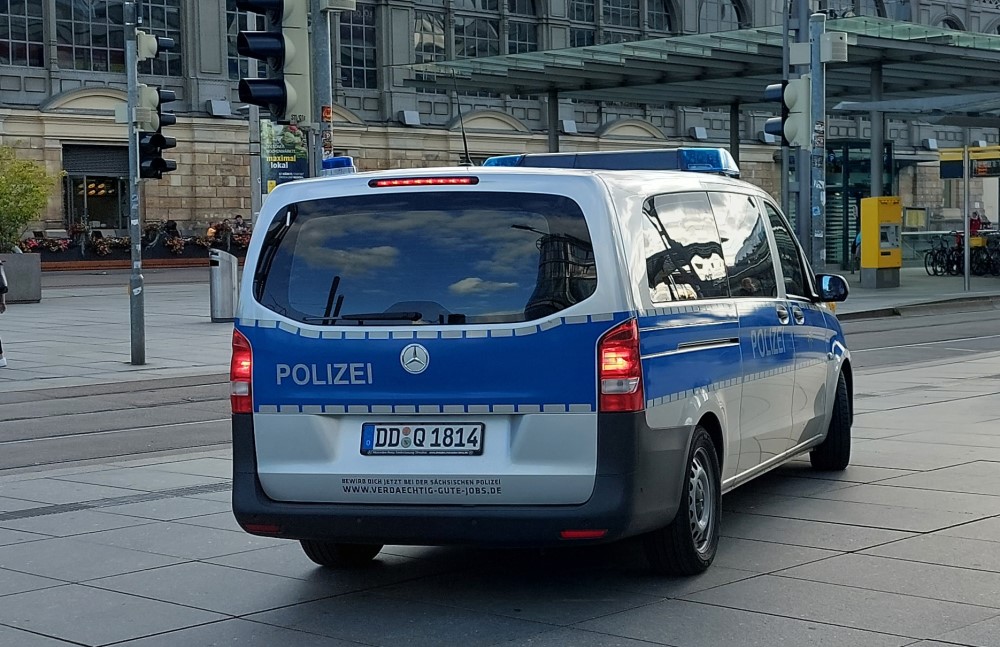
[1, 0, 998, 255]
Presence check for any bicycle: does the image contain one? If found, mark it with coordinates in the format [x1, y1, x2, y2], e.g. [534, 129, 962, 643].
[923, 235, 949, 276]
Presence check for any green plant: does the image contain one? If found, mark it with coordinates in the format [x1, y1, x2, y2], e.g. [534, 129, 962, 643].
[0, 146, 59, 253]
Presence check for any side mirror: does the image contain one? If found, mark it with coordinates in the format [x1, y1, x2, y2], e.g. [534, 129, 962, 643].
[816, 273, 849, 303]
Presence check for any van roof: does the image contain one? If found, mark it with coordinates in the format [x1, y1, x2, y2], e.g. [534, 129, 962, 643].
[263, 165, 763, 207]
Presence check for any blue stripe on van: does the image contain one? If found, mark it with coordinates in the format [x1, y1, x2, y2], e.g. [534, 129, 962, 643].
[238, 312, 630, 414]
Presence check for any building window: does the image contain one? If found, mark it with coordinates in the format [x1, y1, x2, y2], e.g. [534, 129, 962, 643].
[55, 0, 181, 75]
[55, 0, 126, 72]
[604, 0, 640, 29]
[454, 0, 500, 9]
[139, 0, 182, 76]
[508, 21, 537, 53]
[414, 10, 446, 94]
[455, 16, 500, 58]
[647, 1, 675, 32]
[227, 0, 266, 81]
[571, 0, 596, 22]
[340, 3, 377, 89]
[508, 0, 537, 54]
[1, 0, 44, 67]
[823, 0, 886, 19]
[570, 28, 596, 47]
[699, 0, 749, 33]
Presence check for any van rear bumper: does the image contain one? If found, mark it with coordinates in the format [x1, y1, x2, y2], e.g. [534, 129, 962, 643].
[231, 413, 692, 546]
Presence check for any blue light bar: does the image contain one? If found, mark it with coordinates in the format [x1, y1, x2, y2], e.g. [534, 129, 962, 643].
[482, 148, 740, 178]
[483, 154, 525, 167]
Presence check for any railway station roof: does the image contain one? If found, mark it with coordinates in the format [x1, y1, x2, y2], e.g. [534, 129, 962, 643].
[402, 17, 1000, 109]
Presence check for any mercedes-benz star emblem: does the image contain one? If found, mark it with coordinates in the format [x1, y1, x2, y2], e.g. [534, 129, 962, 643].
[400, 344, 430, 375]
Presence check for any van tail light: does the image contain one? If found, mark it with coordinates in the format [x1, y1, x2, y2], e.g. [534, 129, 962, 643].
[598, 319, 644, 412]
[231, 329, 253, 414]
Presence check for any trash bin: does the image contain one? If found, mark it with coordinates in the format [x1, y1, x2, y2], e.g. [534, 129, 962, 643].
[209, 249, 239, 323]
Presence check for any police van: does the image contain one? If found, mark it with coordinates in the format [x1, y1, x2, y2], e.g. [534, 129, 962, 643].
[231, 148, 852, 576]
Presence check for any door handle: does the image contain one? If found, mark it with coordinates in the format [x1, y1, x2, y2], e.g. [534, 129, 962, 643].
[776, 304, 790, 325]
[791, 305, 805, 325]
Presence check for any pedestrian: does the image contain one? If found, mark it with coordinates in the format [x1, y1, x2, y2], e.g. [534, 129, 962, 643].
[0, 259, 8, 368]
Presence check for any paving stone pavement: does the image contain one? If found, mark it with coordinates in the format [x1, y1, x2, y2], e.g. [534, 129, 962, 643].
[0, 348, 998, 646]
[2, 273, 1000, 645]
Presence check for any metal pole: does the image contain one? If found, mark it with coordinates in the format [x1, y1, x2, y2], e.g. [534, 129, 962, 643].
[809, 12, 827, 270]
[794, 0, 811, 255]
[547, 89, 560, 153]
[312, 2, 334, 172]
[125, 0, 145, 365]
[869, 64, 884, 199]
[780, 0, 791, 216]
[248, 69, 263, 225]
[963, 143, 971, 291]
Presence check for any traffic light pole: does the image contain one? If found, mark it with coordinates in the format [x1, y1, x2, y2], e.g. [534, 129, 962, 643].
[125, 0, 146, 365]
[809, 13, 827, 270]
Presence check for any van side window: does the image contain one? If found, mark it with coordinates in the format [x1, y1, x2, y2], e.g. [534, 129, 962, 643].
[642, 192, 729, 303]
[709, 192, 778, 298]
[761, 201, 807, 298]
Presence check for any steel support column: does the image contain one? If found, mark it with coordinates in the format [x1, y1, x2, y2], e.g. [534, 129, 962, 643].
[729, 101, 740, 167]
[870, 64, 884, 198]
[547, 89, 560, 153]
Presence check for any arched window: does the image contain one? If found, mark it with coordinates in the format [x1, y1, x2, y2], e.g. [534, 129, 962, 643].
[940, 16, 965, 31]
[699, 0, 749, 33]
[648, 1, 676, 33]
[570, 0, 676, 46]
[823, 0, 886, 18]
[0, 1, 44, 66]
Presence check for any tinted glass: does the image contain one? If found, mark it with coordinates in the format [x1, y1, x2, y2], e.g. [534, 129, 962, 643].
[256, 192, 597, 325]
[762, 201, 806, 297]
[709, 192, 778, 298]
[642, 192, 728, 302]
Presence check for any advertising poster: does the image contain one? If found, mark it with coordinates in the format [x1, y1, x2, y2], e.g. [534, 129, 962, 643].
[261, 120, 309, 193]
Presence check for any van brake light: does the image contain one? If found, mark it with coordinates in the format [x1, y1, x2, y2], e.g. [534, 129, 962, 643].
[368, 177, 479, 188]
[598, 319, 643, 412]
[231, 329, 253, 414]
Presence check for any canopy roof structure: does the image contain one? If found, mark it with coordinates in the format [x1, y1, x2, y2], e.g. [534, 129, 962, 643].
[403, 17, 1000, 109]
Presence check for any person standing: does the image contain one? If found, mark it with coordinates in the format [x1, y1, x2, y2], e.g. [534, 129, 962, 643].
[0, 259, 8, 368]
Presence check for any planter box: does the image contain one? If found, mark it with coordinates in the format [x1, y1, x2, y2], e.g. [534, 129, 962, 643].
[1, 252, 42, 303]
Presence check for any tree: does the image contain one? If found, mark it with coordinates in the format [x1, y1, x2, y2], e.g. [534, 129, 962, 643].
[0, 146, 59, 253]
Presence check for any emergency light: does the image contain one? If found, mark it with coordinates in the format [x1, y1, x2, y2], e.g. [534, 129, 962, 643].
[483, 147, 740, 178]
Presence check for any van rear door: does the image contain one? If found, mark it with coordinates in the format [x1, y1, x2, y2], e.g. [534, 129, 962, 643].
[238, 180, 628, 507]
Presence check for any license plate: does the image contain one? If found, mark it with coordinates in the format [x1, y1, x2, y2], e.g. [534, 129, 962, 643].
[361, 423, 484, 456]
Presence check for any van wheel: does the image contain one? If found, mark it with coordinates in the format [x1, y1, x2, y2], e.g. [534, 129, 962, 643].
[810, 371, 852, 471]
[300, 540, 382, 568]
[643, 427, 721, 576]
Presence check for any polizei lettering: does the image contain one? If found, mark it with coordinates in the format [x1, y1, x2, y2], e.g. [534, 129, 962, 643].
[750, 328, 786, 358]
[276, 363, 373, 386]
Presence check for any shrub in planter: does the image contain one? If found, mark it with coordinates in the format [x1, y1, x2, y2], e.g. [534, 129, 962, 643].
[0, 146, 60, 253]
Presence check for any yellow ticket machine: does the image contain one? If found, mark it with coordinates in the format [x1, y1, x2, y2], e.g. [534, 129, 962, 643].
[860, 196, 902, 288]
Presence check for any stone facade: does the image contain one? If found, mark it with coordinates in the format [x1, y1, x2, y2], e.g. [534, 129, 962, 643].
[3, 0, 1000, 235]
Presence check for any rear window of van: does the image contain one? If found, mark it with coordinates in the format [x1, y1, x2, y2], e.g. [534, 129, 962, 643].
[253, 191, 597, 325]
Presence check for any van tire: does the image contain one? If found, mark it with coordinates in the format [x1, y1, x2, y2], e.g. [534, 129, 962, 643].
[300, 540, 383, 568]
[810, 371, 851, 471]
[643, 426, 721, 576]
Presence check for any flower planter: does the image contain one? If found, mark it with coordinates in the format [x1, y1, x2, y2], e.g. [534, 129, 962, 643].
[0, 252, 42, 303]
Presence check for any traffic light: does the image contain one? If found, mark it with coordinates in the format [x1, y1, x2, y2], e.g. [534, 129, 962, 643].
[236, 0, 313, 124]
[137, 84, 177, 179]
[764, 75, 811, 149]
[134, 29, 177, 180]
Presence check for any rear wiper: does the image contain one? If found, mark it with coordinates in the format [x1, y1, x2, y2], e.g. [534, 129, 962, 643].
[300, 311, 423, 324]
[340, 311, 423, 322]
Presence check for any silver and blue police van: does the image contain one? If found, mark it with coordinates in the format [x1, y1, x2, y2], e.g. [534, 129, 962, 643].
[231, 148, 852, 576]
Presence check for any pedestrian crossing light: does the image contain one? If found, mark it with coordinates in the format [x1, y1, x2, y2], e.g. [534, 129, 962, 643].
[236, 0, 313, 124]
[137, 84, 177, 179]
[764, 75, 812, 149]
